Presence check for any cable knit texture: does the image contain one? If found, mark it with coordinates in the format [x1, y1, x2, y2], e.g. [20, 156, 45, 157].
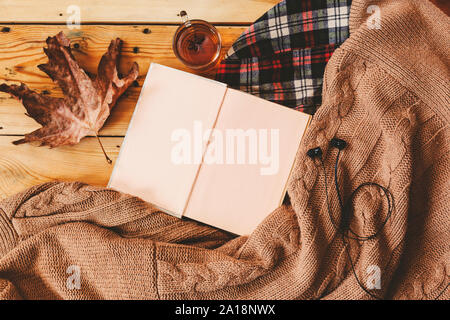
[0, 0, 449, 300]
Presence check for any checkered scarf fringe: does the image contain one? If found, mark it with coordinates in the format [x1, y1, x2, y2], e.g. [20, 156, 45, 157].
[216, 0, 352, 114]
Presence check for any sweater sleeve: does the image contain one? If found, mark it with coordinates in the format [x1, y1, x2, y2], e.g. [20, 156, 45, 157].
[0, 182, 153, 241]
[0, 182, 236, 299]
[0, 181, 232, 253]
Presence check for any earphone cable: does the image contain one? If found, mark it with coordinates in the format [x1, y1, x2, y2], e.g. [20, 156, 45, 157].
[309, 140, 448, 300]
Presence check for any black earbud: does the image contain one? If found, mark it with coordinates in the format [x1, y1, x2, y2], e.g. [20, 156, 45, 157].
[330, 138, 347, 150]
[307, 147, 323, 159]
[307, 138, 347, 159]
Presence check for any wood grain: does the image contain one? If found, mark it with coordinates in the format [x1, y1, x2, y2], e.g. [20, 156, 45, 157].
[0, 135, 122, 200]
[0, 0, 279, 24]
[0, 0, 271, 199]
[0, 24, 246, 135]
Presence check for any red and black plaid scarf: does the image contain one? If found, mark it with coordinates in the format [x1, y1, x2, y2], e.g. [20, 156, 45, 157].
[216, 0, 352, 114]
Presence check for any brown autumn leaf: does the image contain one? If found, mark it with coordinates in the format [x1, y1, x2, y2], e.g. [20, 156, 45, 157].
[0, 31, 139, 163]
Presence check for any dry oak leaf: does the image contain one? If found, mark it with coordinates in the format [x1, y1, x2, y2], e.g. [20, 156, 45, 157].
[0, 31, 139, 163]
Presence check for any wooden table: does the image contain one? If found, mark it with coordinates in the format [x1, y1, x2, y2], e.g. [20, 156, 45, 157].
[0, 0, 279, 200]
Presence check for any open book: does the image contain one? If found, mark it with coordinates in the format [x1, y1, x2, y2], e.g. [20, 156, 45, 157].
[108, 63, 311, 235]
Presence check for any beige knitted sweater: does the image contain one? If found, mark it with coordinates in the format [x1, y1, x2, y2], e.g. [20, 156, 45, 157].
[0, 0, 449, 300]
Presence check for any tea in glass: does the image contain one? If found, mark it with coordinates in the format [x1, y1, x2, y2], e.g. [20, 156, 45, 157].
[173, 11, 222, 70]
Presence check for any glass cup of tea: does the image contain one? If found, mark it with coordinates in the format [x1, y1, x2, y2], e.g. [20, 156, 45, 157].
[172, 11, 222, 71]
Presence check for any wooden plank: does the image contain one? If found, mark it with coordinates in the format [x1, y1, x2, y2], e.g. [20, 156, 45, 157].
[0, 0, 278, 24]
[0, 24, 246, 135]
[0, 135, 122, 200]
